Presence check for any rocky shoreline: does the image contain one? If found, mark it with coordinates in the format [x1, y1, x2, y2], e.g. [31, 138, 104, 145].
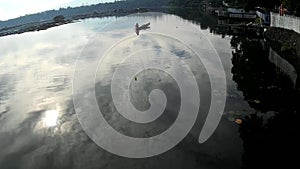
[0, 8, 150, 38]
[265, 27, 300, 88]
[0, 20, 72, 37]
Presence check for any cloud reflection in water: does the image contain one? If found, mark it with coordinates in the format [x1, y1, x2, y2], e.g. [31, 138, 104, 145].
[0, 14, 244, 169]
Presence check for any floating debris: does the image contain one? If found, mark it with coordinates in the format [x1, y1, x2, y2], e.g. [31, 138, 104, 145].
[235, 118, 243, 125]
[254, 100, 260, 104]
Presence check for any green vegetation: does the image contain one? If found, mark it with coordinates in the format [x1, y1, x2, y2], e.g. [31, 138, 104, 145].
[169, 0, 282, 12]
[124, 0, 169, 7]
[281, 42, 293, 53]
[169, 0, 223, 8]
[239, 0, 280, 11]
[53, 15, 65, 22]
[282, 0, 300, 16]
[169, 0, 300, 16]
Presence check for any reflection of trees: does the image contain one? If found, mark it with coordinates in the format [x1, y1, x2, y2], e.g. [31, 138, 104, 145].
[239, 111, 298, 169]
[231, 36, 295, 112]
[53, 15, 65, 22]
[231, 36, 299, 168]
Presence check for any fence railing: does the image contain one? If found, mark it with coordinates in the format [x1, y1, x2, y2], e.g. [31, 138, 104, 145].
[271, 12, 300, 33]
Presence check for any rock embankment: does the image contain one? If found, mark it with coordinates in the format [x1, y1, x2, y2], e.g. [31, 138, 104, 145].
[265, 27, 300, 88]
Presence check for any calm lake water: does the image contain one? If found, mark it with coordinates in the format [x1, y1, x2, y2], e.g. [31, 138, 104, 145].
[0, 12, 298, 169]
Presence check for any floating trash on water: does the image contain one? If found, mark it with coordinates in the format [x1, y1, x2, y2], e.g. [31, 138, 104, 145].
[235, 118, 243, 125]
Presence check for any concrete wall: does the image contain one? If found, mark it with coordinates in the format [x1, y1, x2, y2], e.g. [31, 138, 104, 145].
[268, 48, 298, 87]
[271, 12, 300, 33]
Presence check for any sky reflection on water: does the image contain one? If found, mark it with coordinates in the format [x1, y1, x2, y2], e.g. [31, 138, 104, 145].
[0, 14, 248, 169]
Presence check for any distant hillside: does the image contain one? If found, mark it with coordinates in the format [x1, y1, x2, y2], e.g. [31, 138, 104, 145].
[0, 0, 169, 29]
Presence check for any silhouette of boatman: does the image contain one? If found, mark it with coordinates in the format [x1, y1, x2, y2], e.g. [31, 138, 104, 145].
[135, 22, 150, 35]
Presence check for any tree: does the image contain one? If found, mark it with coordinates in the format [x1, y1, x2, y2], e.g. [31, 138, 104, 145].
[53, 15, 65, 22]
[239, 0, 280, 11]
[282, 0, 300, 16]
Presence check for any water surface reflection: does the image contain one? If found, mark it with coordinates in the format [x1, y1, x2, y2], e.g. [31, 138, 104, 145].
[0, 13, 257, 169]
[231, 35, 299, 168]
